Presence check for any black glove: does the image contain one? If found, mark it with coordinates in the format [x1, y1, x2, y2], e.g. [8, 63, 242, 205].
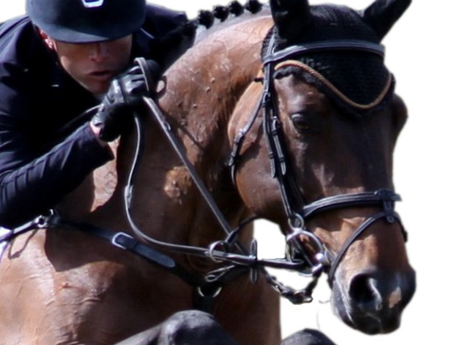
[92, 64, 148, 142]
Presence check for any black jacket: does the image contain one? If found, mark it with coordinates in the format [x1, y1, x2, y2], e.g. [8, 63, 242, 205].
[0, 5, 190, 227]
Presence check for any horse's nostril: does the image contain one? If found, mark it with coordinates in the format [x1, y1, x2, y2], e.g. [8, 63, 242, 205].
[349, 274, 383, 311]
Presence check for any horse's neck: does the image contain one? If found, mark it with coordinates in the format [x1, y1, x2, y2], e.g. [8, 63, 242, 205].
[79, 16, 273, 247]
[147, 16, 273, 240]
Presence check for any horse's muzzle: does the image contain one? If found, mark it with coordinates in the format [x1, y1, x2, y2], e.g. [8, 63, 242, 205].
[332, 266, 416, 334]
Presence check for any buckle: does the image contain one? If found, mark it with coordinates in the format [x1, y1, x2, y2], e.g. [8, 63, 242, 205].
[111, 232, 134, 250]
[197, 285, 222, 299]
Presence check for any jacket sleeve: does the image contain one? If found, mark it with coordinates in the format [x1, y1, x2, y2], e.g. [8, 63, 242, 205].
[0, 65, 113, 228]
[0, 122, 113, 228]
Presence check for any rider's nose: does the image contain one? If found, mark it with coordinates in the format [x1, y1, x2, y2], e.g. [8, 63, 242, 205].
[89, 42, 109, 62]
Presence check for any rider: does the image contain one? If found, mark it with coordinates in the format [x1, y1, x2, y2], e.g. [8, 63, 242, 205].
[0, 0, 192, 228]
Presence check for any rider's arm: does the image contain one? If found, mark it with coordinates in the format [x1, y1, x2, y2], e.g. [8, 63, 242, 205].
[0, 70, 113, 228]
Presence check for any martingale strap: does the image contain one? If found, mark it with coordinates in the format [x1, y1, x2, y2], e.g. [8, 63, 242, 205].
[0, 209, 251, 312]
[0, 211, 204, 286]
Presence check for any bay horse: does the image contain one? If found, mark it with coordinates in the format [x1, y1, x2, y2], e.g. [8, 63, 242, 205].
[0, 0, 415, 344]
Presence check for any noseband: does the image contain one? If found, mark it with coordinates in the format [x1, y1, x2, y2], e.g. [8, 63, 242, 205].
[228, 33, 407, 285]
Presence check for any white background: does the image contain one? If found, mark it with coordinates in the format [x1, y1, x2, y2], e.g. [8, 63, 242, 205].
[1, 1, 459, 344]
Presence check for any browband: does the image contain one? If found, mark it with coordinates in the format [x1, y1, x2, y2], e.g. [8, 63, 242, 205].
[263, 39, 385, 65]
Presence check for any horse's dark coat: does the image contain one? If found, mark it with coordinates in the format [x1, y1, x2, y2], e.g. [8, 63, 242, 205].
[116, 310, 237, 345]
[281, 329, 337, 345]
[116, 310, 337, 345]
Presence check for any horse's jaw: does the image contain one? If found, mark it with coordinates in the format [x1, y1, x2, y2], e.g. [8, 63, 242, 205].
[330, 266, 416, 334]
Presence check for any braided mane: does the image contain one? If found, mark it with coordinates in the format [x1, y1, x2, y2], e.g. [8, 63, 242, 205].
[160, 0, 266, 43]
[147, 1, 266, 67]
[195, 0, 264, 28]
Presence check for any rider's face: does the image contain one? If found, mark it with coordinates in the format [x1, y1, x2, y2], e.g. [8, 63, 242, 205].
[39, 30, 132, 95]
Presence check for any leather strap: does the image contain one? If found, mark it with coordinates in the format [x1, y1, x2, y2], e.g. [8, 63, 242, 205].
[301, 189, 401, 220]
[45, 213, 206, 287]
[263, 39, 385, 65]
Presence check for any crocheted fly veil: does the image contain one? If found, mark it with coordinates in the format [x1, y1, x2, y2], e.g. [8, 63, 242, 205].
[267, 0, 411, 116]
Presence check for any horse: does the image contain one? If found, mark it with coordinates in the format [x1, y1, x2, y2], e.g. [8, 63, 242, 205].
[0, 0, 416, 344]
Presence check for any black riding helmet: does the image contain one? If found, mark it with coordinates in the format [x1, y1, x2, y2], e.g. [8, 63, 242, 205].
[27, 0, 146, 43]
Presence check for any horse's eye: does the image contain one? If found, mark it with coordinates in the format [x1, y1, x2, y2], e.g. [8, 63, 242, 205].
[291, 113, 312, 132]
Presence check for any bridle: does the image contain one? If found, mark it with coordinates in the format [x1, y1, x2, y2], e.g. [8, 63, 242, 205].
[0, 31, 408, 307]
[227, 32, 407, 285]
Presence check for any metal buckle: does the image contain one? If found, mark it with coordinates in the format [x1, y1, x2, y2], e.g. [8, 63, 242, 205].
[33, 209, 56, 229]
[197, 285, 222, 299]
[286, 229, 329, 268]
[111, 232, 134, 250]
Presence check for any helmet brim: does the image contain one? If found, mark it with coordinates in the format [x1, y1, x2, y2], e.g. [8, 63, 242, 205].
[27, 0, 146, 43]
[37, 21, 143, 43]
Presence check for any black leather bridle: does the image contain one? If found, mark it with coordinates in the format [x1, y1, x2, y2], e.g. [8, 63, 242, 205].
[228, 33, 407, 287]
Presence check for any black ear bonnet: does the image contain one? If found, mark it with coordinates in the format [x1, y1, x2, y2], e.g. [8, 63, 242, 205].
[266, 4, 401, 116]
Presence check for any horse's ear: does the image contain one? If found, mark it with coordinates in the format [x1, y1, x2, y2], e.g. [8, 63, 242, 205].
[270, 0, 310, 44]
[361, 0, 411, 40]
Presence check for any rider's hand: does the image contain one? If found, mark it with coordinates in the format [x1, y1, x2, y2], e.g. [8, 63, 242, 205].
[91, 64, 148, 142]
